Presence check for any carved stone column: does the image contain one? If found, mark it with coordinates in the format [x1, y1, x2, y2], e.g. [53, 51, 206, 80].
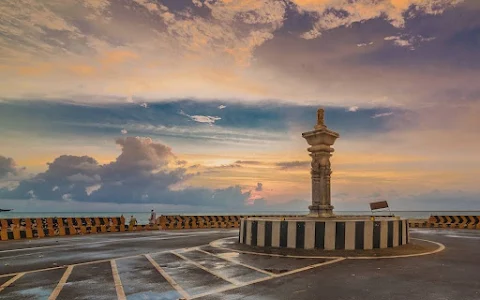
[302, 108, 339, 217]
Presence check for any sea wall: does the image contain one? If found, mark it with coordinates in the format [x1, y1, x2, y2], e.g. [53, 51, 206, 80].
[0, 216, 158, 241]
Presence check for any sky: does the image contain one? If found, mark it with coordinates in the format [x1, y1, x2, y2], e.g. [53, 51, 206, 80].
[1, 0, 480, 213]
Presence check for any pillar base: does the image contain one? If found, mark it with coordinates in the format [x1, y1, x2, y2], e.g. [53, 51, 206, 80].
[308, 205, 334, 218]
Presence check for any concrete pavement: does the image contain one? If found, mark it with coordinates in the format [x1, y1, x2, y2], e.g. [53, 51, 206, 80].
[0, 228, 478, 300]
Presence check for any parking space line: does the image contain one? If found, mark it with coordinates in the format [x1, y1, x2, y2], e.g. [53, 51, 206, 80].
[0, 273, 25, 292]
[144, 254, 191, 300]
[275, 257, 345, 277]
[189, 257, 345, 299]
[48, 265, 74, 300]
[111, 260, 127, 300]
[171, 251, 242, 286]
[210, 237, 339, 259]
[0, 246, 202, 279]
[195, 248, 274, 277]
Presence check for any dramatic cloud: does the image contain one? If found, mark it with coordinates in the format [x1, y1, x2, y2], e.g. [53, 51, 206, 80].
[0, 156, 21, 178]
[296, 0, 462, 39]
[0, 137, 251, 208]
[0, 0, 468, 104]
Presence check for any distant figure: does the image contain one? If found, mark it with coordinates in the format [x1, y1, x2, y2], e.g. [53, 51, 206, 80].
[129, 215, 137, 227]
[149, 209, 157, 225]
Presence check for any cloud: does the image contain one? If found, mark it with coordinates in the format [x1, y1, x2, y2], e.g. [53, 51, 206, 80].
[348, 106, 359, 112]
[235, 160, 264, 165]
[0, 156, 22, 178]
[190, 115, 222, 124]
[0, 137, 252, 208]
[384, 34, 436, 50]
[179, 110, 222, 125]
[85, 184, 101, 196]
[295, 0, 462, 39]
[372, 112, 394, 118]
[255, 182, 263, 192]
[356, 42, 374, 47]
[275, 161, 310, 170]
[121, 129, 128, 134]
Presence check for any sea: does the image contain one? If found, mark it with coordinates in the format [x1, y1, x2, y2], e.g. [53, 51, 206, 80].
[1, 211, 477, 225]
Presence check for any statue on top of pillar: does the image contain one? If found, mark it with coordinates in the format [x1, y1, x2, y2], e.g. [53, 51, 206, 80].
[317, 108, 324, 126]
[315, 108, 327, 129]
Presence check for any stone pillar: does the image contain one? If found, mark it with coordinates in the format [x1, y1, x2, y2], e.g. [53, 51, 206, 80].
[302, 108, 339, 217]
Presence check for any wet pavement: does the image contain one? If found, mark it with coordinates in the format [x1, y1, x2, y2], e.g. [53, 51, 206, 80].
[0, 228, 478, 300]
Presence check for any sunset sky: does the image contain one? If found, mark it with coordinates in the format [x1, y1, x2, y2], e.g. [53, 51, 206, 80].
[1, 0, 479, 213]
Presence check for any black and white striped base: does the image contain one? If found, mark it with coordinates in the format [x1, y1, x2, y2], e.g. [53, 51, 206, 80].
[239, 218, 409, 250]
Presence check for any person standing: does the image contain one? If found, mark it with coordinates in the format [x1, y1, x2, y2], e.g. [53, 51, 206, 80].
[149, 209, 157, 225]
[129, 215, 137, 228]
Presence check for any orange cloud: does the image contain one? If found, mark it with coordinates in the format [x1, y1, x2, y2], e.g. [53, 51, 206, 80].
[16, 64, 53, 76]
[67, 64, 96, 76]
[101, 50, 139, 65]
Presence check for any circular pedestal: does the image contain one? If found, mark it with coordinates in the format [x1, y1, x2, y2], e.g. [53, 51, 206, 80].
[239, 217, 409, 251]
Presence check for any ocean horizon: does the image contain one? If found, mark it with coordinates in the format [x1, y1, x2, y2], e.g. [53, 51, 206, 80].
[1, 211, 478, 225]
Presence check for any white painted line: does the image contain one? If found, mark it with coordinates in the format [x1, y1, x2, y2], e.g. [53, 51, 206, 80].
[0, 244, 210, 279]
[189, 256, 346, 299]
[48, 265, 73, 300]
[0, 233, 204, 254]
[0, 272, 25, 292]
[0, 252, 46, 260]
[171, 251, 242, 286]
[0, 266, 65, 279]
[111, 260, 127, 300]
[210, 236, 446, 260]
[189, 276, 272, 299]
[144, 254, 190, 300]
[210, 237, 338, 259]
[347, 238, 446, 260]
[273, 257, 345, 277]
[195, 248, 274, 277]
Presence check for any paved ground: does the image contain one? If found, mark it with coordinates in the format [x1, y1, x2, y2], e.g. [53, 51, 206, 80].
[0, 228, 479, 300]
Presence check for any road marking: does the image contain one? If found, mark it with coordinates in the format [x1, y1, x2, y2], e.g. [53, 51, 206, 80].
[144, 254, 190, 300]
[0, 246, 196, 279]
[48, 265, 73, 300]
[171, 251, 242, 286]
[189, 257, 346, 299]
[0, 233, 204, 254]
[0, 252, 46, 260]
[210, 237, 340, 259]
[273, 257, 345, 277]
[210, 237, 446, 260]
[347, 238, 446, 260]
[195, 248, 274, 276]
[0, 272, 25, 292]
[111, 260, 126, 300]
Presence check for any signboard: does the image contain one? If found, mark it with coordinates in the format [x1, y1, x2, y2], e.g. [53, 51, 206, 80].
[370, 201, 389, 211]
